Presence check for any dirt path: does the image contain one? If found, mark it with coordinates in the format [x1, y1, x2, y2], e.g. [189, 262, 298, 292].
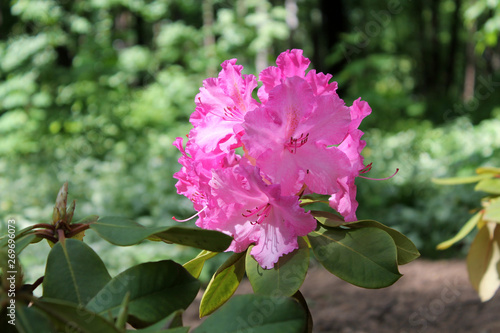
[184, 259, 500, 332]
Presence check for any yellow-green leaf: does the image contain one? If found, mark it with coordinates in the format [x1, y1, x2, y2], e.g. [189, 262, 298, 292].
[183, 250, 219, 279]
[436, 212, 482, 250]
[199, 252, 246, 317]
[484, 198, 500, 223]
[432, 174, 493, 185]
[475, 178, 500, 194]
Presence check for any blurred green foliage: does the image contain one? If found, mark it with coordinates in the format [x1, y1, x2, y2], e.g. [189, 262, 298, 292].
[1, 0, 500, 280]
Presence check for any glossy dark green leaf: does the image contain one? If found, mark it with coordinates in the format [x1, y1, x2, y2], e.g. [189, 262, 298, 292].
[90, 216, 164, 246]
[43, 238, 112, 305]
[308, 226, 402, 288]
[193, 294, 307, 333]
[246, 238, 309, 297]
[91, 216, 232, 251]
[16, 304, 56, 333]
[292, 291, 313, 333]
[183, 250, 219, 279]
[152, 227, 232, 252]
[86, 260, 200, 327]
[199, 252, 246, 317]
[342, 220, 420, 265]
[130, 310, 185, 332]
[32, 298, 120, 333]
[475, 178, 500, 194]
[311, 210, 344, 226]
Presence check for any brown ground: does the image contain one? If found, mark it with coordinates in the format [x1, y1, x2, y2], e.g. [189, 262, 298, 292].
[184, 259, 500, 333]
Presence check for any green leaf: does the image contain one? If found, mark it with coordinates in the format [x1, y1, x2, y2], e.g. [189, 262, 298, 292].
[437, 212, 482, 250]
[291, 291, 313, 333]
[342, 220, 420, 264]
[90, 216, 164, 246]
[91, 216, 232, 251]
[246, 238, 309, 297]
[193, 294, 307, 333]
[311, 210, 344, 227]
[183, 250, 219, 279]
[199, 252, 246, 317]
[0, 225, 38, 249]
[308, 226, 402, 288]
[152, 227, 232, 252]
[86, 260, 200, 328]
[466, 223, 500, 302]
[16, 304, 56, 333]
[115, 292, 131, 330]
[15, 234, 41, 254]
[32, 298, 120, 333]
[43, 238, 112, 305]
[72, 214, 99, 225]
[130, 310, 185, 333]
[475, 178, 500, 194]
[432, 174, 493, 185]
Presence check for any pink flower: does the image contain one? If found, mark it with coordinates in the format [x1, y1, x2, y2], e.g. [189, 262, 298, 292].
[173, 49, 378, 268]
[329, 98, 372, 221]
[173, 137, 238, 212]
[199, 162, 316, 269]
[189, 59, 259, 153]
[258, 49, 338, 103]
[242, 76, 351, 196]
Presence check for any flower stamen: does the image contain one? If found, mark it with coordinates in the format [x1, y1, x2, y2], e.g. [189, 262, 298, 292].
[285, 133, 309, 154]
[172, 206, 208, 222]
[359, 168, 399, 181]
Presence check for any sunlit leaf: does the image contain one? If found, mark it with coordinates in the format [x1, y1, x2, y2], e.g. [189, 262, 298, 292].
[308, 226, 401, 288]
[193, 295, 307, 333]
[475, 178, 500, 194]
[183, 250, 219, 279]
[432, 174, 493, 185]
[436, 212, 482, 250]
[466, 223, 500, 302]
[43, 239, 112, 305]
[199, 252, 246, 317]
[246, 238, 309, 297]
[476, 167, 500, 174]
[484, 198, 500, 223]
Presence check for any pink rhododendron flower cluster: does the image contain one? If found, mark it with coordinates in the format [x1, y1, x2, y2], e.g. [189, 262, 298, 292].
[174, 49, 372, 269]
